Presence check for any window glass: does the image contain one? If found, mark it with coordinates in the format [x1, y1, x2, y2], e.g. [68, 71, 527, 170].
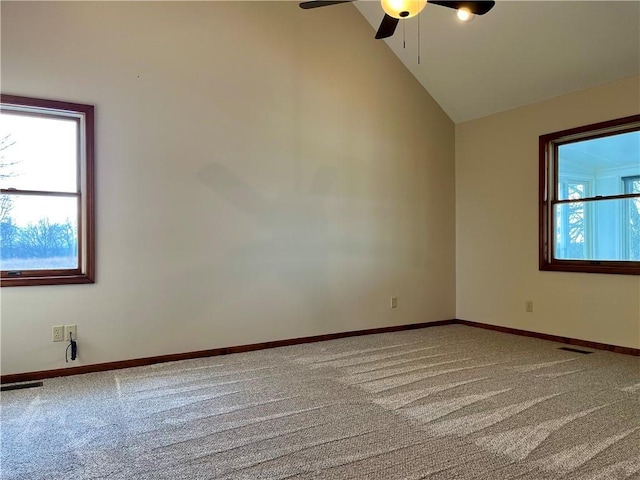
[554, 198, 638, 262]
[557, 131, 640, 200]
[0, 195, 78, 271]
[0, 113, 78, 193]
[623, 176, 640, 261]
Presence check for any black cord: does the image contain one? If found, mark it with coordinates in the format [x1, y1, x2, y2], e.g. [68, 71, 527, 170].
[66, 332, 77, 363]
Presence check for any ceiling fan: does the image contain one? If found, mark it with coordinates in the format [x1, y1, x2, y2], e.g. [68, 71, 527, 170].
[299, 0, 495, 39]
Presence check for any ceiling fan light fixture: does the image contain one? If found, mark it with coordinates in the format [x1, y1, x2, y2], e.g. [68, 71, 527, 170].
[381, 0, 427, 19]
[456, 7, 474, 22]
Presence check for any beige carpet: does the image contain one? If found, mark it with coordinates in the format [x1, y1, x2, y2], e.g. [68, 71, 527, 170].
[1, 324, 639, 479]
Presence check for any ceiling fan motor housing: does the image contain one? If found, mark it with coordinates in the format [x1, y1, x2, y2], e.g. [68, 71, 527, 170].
[381, 0, 427, 19]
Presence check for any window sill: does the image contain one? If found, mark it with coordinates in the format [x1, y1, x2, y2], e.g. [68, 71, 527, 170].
[540, 261, 640, 276]
[1, 273, 95, 287]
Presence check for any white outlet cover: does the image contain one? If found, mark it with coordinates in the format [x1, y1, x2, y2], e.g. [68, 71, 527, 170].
[52, 325, 65, 342]
[64, 325, 77, 341]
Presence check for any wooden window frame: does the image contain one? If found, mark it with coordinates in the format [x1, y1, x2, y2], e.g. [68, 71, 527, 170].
[0, 95, 95, 286]
[539, 114, 640, 275]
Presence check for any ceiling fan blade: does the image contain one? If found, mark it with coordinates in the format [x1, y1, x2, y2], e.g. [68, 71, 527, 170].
[299, 0, 356, 9]
[375, 14, 399, 39]
[427, 1, 495, 15]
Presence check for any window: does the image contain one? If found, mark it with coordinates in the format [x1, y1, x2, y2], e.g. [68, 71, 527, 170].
[0, 95, 95, 286]
[539, 114, 640, 275]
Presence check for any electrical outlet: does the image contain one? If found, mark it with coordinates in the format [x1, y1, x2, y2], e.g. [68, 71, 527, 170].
[391, 297, 398, 309]
[525, 301, 534, 313]
[65, 325, 77, 342]
[52, 326, 65, 342]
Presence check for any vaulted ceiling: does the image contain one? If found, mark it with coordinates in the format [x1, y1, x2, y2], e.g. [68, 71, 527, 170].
[349, 1, 640, 123]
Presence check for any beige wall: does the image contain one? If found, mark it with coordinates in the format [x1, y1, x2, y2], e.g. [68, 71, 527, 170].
[0, 2, 456, 375]
[456, 76, 640, 349]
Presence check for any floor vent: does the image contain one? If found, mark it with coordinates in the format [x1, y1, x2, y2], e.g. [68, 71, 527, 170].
[558, 347, 593, 354]
[1, 381, 44, 392]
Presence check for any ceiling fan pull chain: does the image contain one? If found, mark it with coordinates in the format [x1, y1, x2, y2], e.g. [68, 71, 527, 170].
[403, 20, 406, 48]
[417, 12, 421, 64]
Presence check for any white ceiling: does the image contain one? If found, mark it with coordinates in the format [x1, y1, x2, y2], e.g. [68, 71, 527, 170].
[351, 0, 640, 123]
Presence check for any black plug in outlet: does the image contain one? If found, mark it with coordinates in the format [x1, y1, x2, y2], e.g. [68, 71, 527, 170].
[66, 332, 78, 362]
[70, 339, 77, 360]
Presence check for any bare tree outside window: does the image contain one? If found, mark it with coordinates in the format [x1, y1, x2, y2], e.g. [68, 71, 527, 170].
[564, 182, 587, 260]
[0, 133, 17, 223]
